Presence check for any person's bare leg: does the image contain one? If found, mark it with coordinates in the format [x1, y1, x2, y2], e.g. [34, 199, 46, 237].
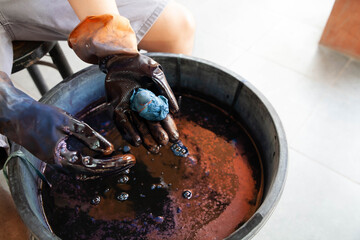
[0, 174, 30, 240]
[138, 1, 195, 55]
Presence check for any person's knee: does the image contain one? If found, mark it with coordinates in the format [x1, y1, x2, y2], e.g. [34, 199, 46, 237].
[171, 3, 195, 40]
[139, 1, 196, 55]
[175, 4, 196, 52]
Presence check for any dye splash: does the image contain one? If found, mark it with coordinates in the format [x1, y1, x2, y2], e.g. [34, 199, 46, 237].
[41, 95, 263, 240]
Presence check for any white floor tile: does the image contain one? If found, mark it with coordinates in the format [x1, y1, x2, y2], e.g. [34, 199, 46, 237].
[192, 31, 247, 67]
[293, 60, 360, 184]
[253, 149, 360, 240]
[181, 0, 284, 50]
[228, 52, 332, 146]
[249, 20, 349, 81]
[253, 0, 335, 29]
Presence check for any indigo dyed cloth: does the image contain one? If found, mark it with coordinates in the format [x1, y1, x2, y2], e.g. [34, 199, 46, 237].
[130, 88, 169, 121]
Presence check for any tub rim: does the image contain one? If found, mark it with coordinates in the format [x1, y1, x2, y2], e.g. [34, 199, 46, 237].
[8, 53, 288, 240]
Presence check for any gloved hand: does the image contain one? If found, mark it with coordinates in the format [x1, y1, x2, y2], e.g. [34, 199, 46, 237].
[0, 71, 135, 176]
[104, 54, 180, 153]
[69, 14, 180, 153]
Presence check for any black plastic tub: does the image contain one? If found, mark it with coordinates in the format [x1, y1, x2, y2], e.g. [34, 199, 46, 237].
[7, 53, 287, 239]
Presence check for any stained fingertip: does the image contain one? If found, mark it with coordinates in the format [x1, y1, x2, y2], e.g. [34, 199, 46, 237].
[170, 101, 180, 113]
[157, 130, 169, 146]
[161, 115, 179, 142]
[141, 134, 159, 154]
[133, 135, 142, 147]
[102, 144, 114, 155]
[147, 121, 169, 146]
[169, 131, 179, 143]
[115, 111, 142, 147]
[124, 125, 141, 146]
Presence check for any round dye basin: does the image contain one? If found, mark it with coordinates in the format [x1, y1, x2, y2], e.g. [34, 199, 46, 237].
[7, 53, 287, 239]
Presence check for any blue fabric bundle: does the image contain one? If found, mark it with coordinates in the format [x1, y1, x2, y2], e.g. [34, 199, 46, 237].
[130, 88, 169, 121]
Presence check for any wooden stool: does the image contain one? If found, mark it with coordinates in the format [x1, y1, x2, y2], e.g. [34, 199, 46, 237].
[12, 41, 73, 95]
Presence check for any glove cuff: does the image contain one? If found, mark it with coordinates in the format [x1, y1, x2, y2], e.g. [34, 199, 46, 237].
[68, 14, 139, 64]
[99, 53, 140, 74]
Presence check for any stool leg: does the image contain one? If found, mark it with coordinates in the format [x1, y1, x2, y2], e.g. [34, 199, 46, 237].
[49, 42, 73, 79]
[27, 65, 48, 95]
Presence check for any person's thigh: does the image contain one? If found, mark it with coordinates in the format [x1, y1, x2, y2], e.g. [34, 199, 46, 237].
[138, 0, 195, 55]
[0, 26, 14, 76]
[0, 0, 78, 41]
[0, 173, 30, 240]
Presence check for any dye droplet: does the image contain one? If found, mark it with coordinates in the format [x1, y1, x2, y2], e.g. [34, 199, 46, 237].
[123, 145, 131, 153]
[90, 196, 101, 205]
[83, 156, 91, 165]
[188, 156, 197, 165]
[116, 192, 129, 201]
[75, 206, 80, 214]
[149, 213, 164, 224]
[140, 194, 146, 198]
[154, 216, 164, 224]
[76, 174, 87, 181]
[176, 207, 182, 213]
[151, 183, 163, 190]
[117, 175, 129, 184]
[103, 120, 111, 127]
[182, 190, 192, 199]
[69, 155, 78, 163]
[124, 169, 130, 174]
[103, 188, 110, 194]
[91, 141, 100, 149]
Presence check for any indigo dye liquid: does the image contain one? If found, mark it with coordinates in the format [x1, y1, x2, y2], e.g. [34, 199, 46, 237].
[41, 94, 263, 240]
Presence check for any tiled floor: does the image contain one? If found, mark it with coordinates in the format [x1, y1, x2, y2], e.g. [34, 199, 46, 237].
[8, 0, 360, 239]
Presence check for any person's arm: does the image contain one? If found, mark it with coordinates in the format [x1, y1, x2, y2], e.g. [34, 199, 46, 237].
[67, 3, 180, 153]
[67, 0, 120, 20]
[0, 71, 137, 176]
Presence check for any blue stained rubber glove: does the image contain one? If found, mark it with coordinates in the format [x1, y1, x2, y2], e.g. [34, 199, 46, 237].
[0, 71, 135, 177]
[130, 88, 169, 121]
